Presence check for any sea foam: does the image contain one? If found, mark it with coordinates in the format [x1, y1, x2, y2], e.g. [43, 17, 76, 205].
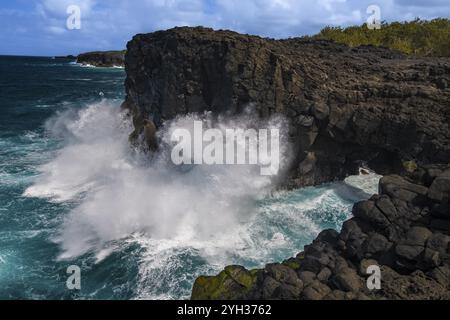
[24, 100, 380, 299]
[24, 100, 291, 259]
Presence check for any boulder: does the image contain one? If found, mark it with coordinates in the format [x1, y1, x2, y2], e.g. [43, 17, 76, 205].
[297, 271, 316, 287]
[404, 227, 432, 246]
[428, 170, 450, 202]
[264, 264, 303, 288]
[302, 281, 332, 300]
[353, 201, 390, 229]
[331, 268, 363, 292]
[191, 266, 259, 300]
[364, 233, 391, 255]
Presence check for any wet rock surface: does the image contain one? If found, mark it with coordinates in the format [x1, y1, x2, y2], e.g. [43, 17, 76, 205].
[123, 27, 449, 187]
[192, 166, 450, 300]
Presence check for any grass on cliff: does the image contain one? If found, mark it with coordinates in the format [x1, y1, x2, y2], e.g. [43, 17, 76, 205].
[307, 18, 450, 57]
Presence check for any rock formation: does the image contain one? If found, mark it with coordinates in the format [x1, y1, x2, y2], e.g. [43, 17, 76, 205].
[191, 165, 450, 300]
[77, 50, 125, 67]
[120, 27, 450, 300]
[123, 27, 449, 187]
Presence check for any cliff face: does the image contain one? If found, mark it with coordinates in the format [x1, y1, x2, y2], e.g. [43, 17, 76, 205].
[123, 27, 449, 187]
[121, 27, 450, 300]
[77, 50, 125, 67]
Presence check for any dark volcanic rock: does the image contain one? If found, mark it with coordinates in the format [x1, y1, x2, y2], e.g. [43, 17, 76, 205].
[120, 26, 450, 300]
[55, 55, 76, 60]
[123, 26, 450, 187]
[192, 166, 450, 300]
[77, 50, 125, 67]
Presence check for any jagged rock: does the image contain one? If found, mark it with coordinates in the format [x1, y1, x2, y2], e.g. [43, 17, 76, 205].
[264, 264, 303, 289]
[302, 281, 331, 300]
[375, 196, 399, 221]
[353, 200, 390, 229]
[331, 268, 363, 292]
[143, 119, 158, 151]
[261, 276, 282, 299]
[311, 102, 330, 121]
[317, 267, 332, 282]
[324, 290, 346, 300]
[429, 265, 450, 288]
[316, 229, 340, 244]
[395, 227, 431, 262]
[426, 233, 450, 255]
[191, 265, 259, 300]
[379, 267, 449, 300]
[297, 271, 316, 287]
[405, 227, 433, 246]
[253, 264, 306, 300]
[271, 284, 303, 300]
[396, 244, 425, 261]
[192, 166, 450, 300]
[359, 259, 379, 276]
[364, 233, 391, 255]
[428, 170, 450, 202]
[379, 175, 428, 202]
[423, 248, 441, 267]
[123, 27, 450, 185]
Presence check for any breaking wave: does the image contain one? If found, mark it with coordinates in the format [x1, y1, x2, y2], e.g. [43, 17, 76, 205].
[24, 100, 380, 299]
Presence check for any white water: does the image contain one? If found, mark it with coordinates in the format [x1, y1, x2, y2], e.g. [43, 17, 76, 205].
[24, 101, 292, 258]
[24, 100, 380, 299]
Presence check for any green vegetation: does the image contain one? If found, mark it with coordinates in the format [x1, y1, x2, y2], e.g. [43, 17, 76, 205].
[308, 18, 450, 57]
[191, 266, 259, 300]
[402, 160, 418, 173]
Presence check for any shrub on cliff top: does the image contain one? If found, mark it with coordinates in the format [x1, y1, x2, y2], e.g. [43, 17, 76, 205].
[308, 18, 450, 57]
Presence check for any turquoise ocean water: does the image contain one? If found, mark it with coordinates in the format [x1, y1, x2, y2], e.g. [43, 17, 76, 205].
[0, 56, 379, 299]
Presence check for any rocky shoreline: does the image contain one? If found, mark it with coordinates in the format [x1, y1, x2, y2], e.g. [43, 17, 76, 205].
[191, 165, 450, 300]
[120, 27, 450, 300]
[76, 50, 125, 67]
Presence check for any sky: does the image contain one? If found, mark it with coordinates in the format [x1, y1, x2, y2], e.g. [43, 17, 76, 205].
[0, 0, 449, 56]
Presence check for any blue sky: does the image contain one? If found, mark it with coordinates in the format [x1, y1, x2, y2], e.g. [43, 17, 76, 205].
[0, 0, 449, 56]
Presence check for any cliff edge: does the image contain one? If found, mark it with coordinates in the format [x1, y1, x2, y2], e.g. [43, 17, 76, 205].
[123, 27, 449, 187]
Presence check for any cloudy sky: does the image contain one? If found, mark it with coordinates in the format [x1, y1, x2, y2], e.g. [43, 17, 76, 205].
[0, 0, 449, 56]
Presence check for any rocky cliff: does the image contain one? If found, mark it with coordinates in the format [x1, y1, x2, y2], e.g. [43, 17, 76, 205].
[121, 27, 450, 300]
[123, 27, 449, 187]
[77, 50, 125, 67]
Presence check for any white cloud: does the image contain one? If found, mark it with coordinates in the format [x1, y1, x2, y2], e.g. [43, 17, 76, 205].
[1, 0, 448, 55]
[34, 0, 450, 40]
[46, 25, 67, 34]
[39, 0, 96, 18]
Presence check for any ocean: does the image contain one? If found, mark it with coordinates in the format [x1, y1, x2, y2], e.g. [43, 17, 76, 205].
[0, 56, 380, 300]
